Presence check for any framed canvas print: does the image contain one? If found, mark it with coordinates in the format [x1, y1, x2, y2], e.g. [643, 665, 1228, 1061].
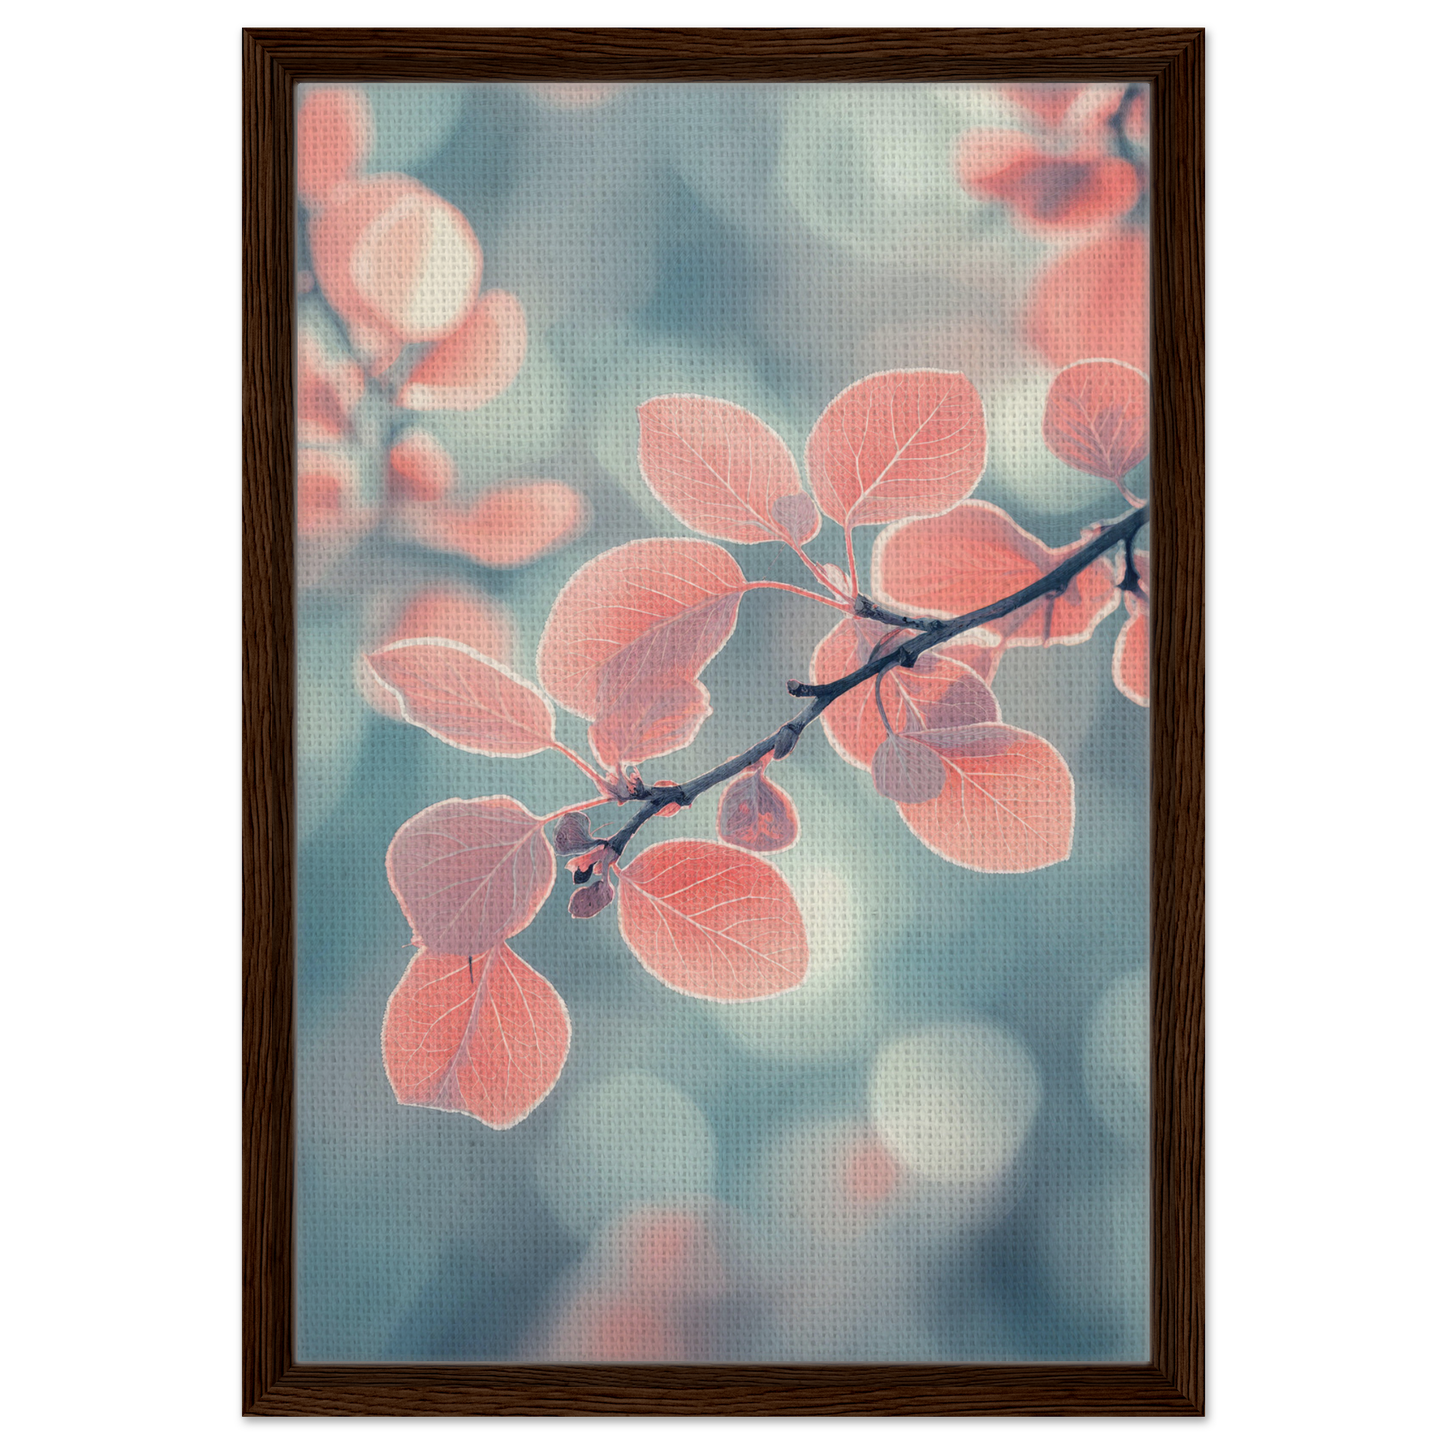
[243, 28, 1202, 1415]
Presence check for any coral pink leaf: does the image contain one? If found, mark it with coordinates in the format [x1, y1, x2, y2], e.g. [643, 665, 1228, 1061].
[588, 681, 709, 770]
[299, 329, 365, 444]
[954, 129, 1042, 190]
[896, 726, 1074, 872]
[360, 585, 514, 721]
[298, 87, 372, 211]
[637, 395, 814, 545]
[906, 721, 1020, 759]
[1042, 360, 1149, 483]
[367, 638, 555, 756]
[398, 290, 527, 411]
[812, 617, 1000, 770]
[959, 132, 1139, 231]
[386, 796, 556, 957]
[771, 493, 820, 546]
[1113, 549, 1150, 706]
[388, 429, 456, 502]
[536, 538, 747, 767]
[872, 500, 1119, 649]
[309, 176, 483, 362]
[716, 767, 800, 853]
[398, 481, 585, 567]
[918, 674, 1001, 730]
[1028, 232, 1149, 372]
[616, 840, 808, 1000]
[872, 734, 946, 804]
[382, 944, 570, 1129]
[1006, 84, 1085, 129]
[804, 370, 987, 529]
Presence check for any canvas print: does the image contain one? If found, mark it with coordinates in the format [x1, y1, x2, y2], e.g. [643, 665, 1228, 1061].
[294, 80, 1151, 1364]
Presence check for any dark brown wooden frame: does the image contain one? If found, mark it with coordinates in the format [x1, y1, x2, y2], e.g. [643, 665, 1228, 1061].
[243, 28, 1202, 1415]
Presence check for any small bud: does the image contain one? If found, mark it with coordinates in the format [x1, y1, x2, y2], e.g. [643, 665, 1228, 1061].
[569, 874, 616, 919]
[772, 726, 799, 761]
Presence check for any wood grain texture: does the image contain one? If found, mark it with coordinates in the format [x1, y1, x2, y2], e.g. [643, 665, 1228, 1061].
[242, 27, 1203, 1416]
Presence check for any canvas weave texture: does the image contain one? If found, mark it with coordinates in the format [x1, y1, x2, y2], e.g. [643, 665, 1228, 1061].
[294, 81, 1151, 1365]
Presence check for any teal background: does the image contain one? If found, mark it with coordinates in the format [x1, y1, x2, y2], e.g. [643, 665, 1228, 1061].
[295, 82, 1149, 1364]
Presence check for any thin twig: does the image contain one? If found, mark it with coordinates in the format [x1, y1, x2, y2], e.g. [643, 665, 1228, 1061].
[597, 505, 1148, 860]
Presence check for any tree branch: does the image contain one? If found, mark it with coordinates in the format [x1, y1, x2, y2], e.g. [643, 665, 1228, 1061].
[596, 505, 1148, 860]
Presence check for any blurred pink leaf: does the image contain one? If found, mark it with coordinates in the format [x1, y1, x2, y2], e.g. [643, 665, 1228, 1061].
[398, 290, 527, 411]
[309, 175, 484, 364]
[1029, 231, 1149, 373]
[398, 481, 584, 567]
[388, 429, 456, 502]
[298, 87, 372, 211]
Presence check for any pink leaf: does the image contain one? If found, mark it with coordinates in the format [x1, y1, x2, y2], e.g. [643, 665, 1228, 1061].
[637, 395, 815, 545]
[386, 796, 556, 957]
[536, 538, 747, 767]
[1113, 549, 1149, 706]
[588, 682, 710, 770]
[299, 328, 365, 444]
[358, 584, 514, 720]
[896, 726, 1074, 872]
[1006, 84, 1086, 129]
[309, 176, 483, 362]
[1028, 231, 1149, 373]
[716, 767, 800, 853]
[396, 481, 585, 567]
[905, 721, 1021, 759]
[397, 290, 527, 411]
[367, 639, 556, 756]
[871, 734, 946, 804]
[871, 500, 1119, 649]
[298, 87, 372, 211]
[382, 944, 570, 1129]
[957, 131, 1139, 231]
[811, 617, 1000, 771]
[804, 370, 987, 529]
[918, 675, 1001, 731]
[388, 429, 456, 501]
[616, 840, 808, 1000]
[771, 493, 821, 546]
[1043, 361, 1149, 483]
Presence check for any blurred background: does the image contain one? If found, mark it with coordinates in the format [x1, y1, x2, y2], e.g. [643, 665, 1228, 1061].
[295, 81, 1150, 1364]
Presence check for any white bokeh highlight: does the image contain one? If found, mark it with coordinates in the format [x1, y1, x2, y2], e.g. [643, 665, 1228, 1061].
[869, 1020, 1042, 1186]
